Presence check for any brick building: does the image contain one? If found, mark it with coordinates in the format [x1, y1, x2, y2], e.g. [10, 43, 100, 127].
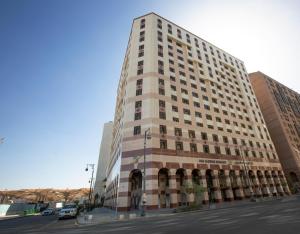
[104, 13, 290, 211]
[250, 71, 300, 192]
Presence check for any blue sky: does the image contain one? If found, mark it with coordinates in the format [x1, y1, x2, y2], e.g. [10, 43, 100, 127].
[0, 0, 299, 190]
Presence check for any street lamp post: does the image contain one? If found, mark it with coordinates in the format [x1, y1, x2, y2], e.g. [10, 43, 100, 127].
[85, 163, 95, 211]
[141, 128, 151, 217]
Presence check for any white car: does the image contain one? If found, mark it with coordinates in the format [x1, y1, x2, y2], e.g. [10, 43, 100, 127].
[58, 204, 78, 219]
[42, 208, 55, 216]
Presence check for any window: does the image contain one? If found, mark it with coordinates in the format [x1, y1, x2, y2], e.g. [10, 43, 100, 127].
[190, 143, 197, 152]
[194, 102, 200, 108]
[213, 134, 219, 142]
[195, 112, 201, 118]
[225, 147, 231, 155]
[133, 126, 141, 135]
[176, 141, 183, 150]
[203, 145, 210, 153]
[134, 112, 141, 120]
[157, 30, 163, 42]
[137, 60, 143, 75]
[159, 88, 165, 95]
[206, 114, 212, 120]
[159, 112, 166, 119]
[160, 125, 167, 134]
[201, 132, 208, 140]
[140, 19, 145, 29]
[158, 44, 163, 57]
[172, 106, 178, 112]
[167, 24, 172, 34]
[188, 130, 195, 138]
[139, 31, 145, 42]
[183, 109, 190, 115]
[160, 139, 167, 149]
[135, 101, 142, 108]
[182, 99, 189, 104]
[177, 29, 182, 39]
[136, 79, 143, 96]
[175, 128, 182, 136]
[157, 19, 162, 29]
[136, 89, 142, 96]
[158, 60, 164, 75]
[214, 146, 221, 154]
[159, 100, 165, 107]
[173, 117, 179, 122]
[223, 136, 228, 143]
[138, 45, 144, 57]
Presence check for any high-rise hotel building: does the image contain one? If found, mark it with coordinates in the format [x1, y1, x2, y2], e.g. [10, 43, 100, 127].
[250, 71, 300, 192]
[104, 13, 289, 211]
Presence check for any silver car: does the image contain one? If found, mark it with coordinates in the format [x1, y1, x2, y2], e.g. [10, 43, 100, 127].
[42, 208, 55, 216]
[58, 204, 78, 219]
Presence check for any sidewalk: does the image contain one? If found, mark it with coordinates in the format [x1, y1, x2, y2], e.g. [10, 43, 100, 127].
[76, 195, 296, 226]
[0, 214, 20, 221]
[0, 213, 40, 221]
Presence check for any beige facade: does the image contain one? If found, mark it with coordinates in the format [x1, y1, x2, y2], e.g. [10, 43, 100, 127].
[105, 13, 289, 211]
[94, 121, 113, 201]
[250, 71, 300, 192]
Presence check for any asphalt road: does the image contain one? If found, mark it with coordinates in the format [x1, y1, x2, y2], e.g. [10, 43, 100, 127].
[1, 196, 300, 234]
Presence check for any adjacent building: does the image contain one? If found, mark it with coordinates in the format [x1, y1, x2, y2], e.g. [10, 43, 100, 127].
[104, 13, 290, 211]
[93, 121, 113, 202]
[249, 71, 300, 192]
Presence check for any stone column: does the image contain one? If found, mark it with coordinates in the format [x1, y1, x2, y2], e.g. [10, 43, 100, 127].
[146, 167, 159, 210]
[224, 170, 234, 201]
[279, 173, 291, 195]
[267, 172, 278, 195]
[185, 169, 194, 205]
[273, 171, 284, 196]
[251, 174, 262, 197]
[169, 168, 178, 208]
[260, 175, 271, 197]
[212, 170, 222, 203]
[200, 169, 209, 204]
[235, 170, 245, 200]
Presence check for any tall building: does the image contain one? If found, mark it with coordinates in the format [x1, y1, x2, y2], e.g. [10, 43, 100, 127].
[94, 121, 113, 202]
[105, 13, 290, 211]
[249, 71, 300, 192]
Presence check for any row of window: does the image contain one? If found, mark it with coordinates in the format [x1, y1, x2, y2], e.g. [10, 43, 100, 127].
[133, 124, 272, 150]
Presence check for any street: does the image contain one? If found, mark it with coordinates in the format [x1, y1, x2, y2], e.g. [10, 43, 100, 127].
[1, 196, 300, 234]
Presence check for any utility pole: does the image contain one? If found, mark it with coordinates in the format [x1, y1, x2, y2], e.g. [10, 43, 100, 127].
[85, 164, 95, 211]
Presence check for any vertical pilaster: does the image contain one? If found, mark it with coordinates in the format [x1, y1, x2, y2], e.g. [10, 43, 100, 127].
[200, 169, 209, 204]
[224, 170, 234, 201]
[212, 170, 222, 203]
[235, 170, 245, 199]
[169, 168, 178, 208]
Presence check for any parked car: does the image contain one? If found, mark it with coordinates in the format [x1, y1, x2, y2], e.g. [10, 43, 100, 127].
[58, 204, 78, 219]
[42, 208, 55, 216]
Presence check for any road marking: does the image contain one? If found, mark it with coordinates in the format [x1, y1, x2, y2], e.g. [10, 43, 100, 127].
[214, 220, 238, 225]
[198, 215, 220, 220]
[282, 208, 300, 212]
[155, 221, 180, 227]
[258, 214, 279, 220]
[205, 218, 229, 223]
[240, 212, 259, 217]
[103, 226, 136, 232]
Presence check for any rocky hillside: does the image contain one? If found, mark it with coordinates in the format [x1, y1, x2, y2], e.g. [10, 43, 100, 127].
[0, 188, 90, 203]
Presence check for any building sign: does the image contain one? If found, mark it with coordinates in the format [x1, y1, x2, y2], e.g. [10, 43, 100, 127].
[199, 159, 253, 166]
